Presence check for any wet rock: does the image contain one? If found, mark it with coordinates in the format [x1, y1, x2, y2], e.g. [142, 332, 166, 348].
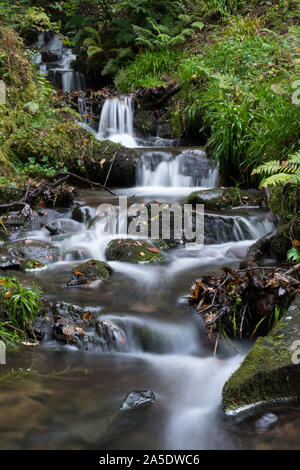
[83, 140, 139, 187]
[105, 238, 165, 263]
[30, 312, 54, 341]
[45, 218, 82, 236]
[222, 295, 300, 413]
[120, 390, 156, 410]
[241, 217, 300, 266]
[48, 302, 125, 351]
[184, 188, 265, 210]
[134, 109, 158, 137]
[52, 317, 85, 345]
[0, 248, 20, 269]
[71, 206, 84, 223]
[6, 239, 59, 265]
[66, 259, 112, 287]
[71, 205, 94, 225]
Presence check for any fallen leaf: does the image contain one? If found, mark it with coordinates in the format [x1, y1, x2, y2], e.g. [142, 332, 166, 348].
[74, 270, 84, 277]
[147, 247, 160, 253]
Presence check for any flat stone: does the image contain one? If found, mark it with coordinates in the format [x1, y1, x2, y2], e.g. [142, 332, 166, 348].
[120, 390, 156, 410]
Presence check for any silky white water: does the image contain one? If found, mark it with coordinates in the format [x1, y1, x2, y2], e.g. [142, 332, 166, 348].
[98, 96, 137, 147]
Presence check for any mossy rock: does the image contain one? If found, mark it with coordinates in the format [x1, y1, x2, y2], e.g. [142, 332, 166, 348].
[222, 295, 300, 413]
[134, 109, 158, 136]
[15, 122, 139, 188]
[19, 259, 47, 271]
[184, 188, 264, 210]
[66, 259, 112, 287]
[270, 218, 300, 261]
[105, 239, 165, 263]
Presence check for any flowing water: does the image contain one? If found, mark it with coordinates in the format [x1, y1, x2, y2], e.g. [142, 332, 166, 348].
[32, 33, 86, 93]
[1, 96, 300, 450]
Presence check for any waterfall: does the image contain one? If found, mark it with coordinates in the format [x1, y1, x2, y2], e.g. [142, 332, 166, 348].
[136, 150, 219, 188]
[32, 32, 85, 93]
[97, 96, 137, 147]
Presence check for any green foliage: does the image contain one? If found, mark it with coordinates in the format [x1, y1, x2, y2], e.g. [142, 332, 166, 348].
[287, 247, 300, 264]
[133, 16, 203, 50]
[172, 14, 299, 183]
[115, 49, 184, 92]
[82, 27, 103, 58]
[252, 150, 300, 188]
[0, 276, 42, 345]
[0, 277, 42, 329]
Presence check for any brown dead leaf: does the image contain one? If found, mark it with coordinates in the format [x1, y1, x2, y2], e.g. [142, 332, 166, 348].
[147, 247, 160, 253]
[74, 270, 84, 277]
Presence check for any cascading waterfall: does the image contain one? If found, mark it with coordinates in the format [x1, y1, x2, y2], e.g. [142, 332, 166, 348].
[136, 150, 219, 188]
[97, 96, 137, 147]
[32, 32, 86, 93]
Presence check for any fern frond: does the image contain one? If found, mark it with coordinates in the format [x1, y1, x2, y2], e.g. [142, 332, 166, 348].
[260, 172, 300, 187]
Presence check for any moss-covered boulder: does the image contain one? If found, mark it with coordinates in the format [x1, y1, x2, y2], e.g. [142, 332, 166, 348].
[134, 109, 158, 136]
[184, 188, 265, 210]
[222, 295, 300, 413]
[105, 238, 165, 263]
[15, 122, 138, 187]
[66, 259, 112, 287]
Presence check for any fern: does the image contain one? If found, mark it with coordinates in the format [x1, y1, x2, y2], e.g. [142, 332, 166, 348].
[252, 151, 300, 188]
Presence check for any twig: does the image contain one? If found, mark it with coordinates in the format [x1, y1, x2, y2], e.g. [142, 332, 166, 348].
[213, 326, 221, 356]
[103, 152, 117, 188]
[236, 266, 285, 273]
[206, 306, 230, 326]
[285, 263, 300, 277]
[23, 184, 31, 203]
[197, 304, 220, 314]
[57, 172, 117, 196]
[240, 305, 247, 339]
[212, 275, 229, 305]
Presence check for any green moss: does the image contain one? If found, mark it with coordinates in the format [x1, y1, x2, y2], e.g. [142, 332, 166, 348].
[19, 259, 46, 271]
[222, 295, 300, 412]
[105, 239, 165, 263]
[184, 188, 263, 210]
[74, 259, 112, 280]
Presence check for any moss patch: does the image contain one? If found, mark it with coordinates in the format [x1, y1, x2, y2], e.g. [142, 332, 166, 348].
[66, 259, 113, 287]
[105, 238, 165, 263]
[184, 188, 264, 210]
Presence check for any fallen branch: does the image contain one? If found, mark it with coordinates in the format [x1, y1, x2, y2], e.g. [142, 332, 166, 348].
[56, 172, 117, 196]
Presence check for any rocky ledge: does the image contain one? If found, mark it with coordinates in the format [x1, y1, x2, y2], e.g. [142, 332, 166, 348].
[222, 295, 300, 413]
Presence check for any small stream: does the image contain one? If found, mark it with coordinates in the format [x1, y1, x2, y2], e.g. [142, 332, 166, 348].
[1, 40, 300, 450]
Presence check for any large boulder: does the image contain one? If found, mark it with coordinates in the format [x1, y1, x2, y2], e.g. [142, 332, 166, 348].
[6, 239, 59, 265]
[105, 238, 165, 263]
[222, 295, 300, 413]
[184, 188, 265, 210]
